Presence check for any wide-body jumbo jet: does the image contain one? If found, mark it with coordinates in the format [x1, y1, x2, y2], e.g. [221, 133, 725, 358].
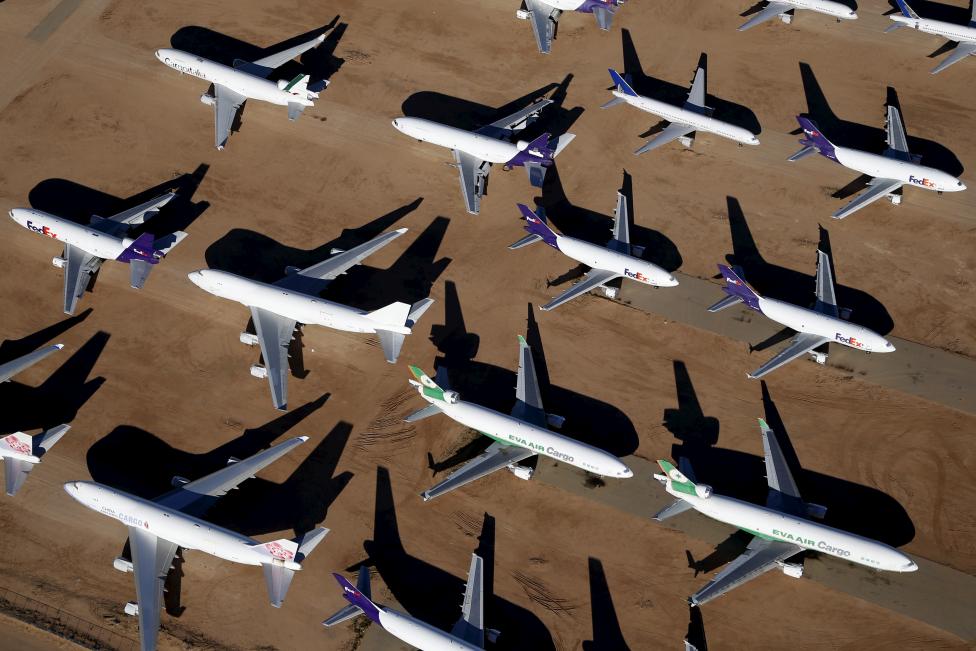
[517, 0, 623, 54]
[9, 193, 185, 315]
[64, 436, 328, 651]
[886, 0, 976, 74]
[737, 0, 856, 31]
[653, 419, 917, 606]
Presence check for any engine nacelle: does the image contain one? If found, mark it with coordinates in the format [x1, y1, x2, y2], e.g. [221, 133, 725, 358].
[171, 475, 189, 487]
[805, 502, 827, 520]
[546, 413, 565, 429]
[515, 9, 530, 20]
[809, 351, 828, 365]
[240, 332, 259, 346]
[779, 561, 803, 578]
[507, 464, 534, 481]
[124, 601, 140, 616]
[200, 92, 215, 106]
[113, 557, 134, 573]
[250, 364, 268, 379]
[602, 285, 619, 299]
[52, 256, 66, 269]
[694, 484, 713, 499]
[442, 390, 460, 404]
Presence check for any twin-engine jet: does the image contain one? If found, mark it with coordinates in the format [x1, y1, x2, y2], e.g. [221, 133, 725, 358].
[189, 228, 434, 411]
[393, 99, 575, 215]
[511, 193, 676, 311]
[517, 0, 624, 54]
[64, 436, 328, 651]
[602, 66, 759, 154]
[789, 110, 965, 219]
[406, 335, 632, 501]
[653, 419, 917, 606]
[709, 249, 894, 379]
[9, 193, 185, 315]
[887, 0, 976, 74]
[156, 29, 328, 149]
[737, 0, 856, 31]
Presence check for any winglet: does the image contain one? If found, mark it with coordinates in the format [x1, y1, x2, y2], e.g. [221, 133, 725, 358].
[608, 68, 637, 97]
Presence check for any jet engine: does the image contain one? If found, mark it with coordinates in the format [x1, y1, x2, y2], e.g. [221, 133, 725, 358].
[124, 602, 140, 616]
[779, 561, 803, 578]
[51, 256, 66, 269]
[695, 484, 713, 499]
[113, 557, 134, 573]
[442, 390, 460, 404]
[200, 92, 216, 106]
[240, 332, 259, 346]
[507, 463, 534, 481]
[250, 364, 268, 379]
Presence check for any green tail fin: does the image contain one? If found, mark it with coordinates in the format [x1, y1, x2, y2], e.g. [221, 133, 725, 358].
[656, 459, 698, 496]
[409, 365, 445, 401]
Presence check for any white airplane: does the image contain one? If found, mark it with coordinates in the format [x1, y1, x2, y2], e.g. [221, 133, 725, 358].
[653, 418, 917, 606]
[156, 29, 328, 149]
[602, 67, 760, 155]
[406, 335, 633, 501]
[887, 0, 976, 74]
[709, 252, 894, 379]
[516, 0, 624, 54]
[737, 0, 856, 31]
[324, 558, 493, 650]
[188, 228, 434, 411]
[789, 113, 965, 219]
[64, 436, 328, 651]
[9, 195, 185, 315]
[392, 102, 575, 215]
[510, 196, 677, 311]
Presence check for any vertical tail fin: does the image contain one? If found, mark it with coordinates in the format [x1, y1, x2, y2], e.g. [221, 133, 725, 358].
[324, 569, 382, 626]
[515, 204, 559, 249]
[0, 432, 35, 458]
[608, 68, 638, 97]
[794, 116, 838, 161]
[255, 527, 328, 607]
[715, 264, 761, 310]
[656, 459, 698, 496]
[895, 0, 919, 19]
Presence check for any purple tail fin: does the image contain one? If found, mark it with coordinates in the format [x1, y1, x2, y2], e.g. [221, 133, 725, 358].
[506, 132, 554, 168]
[717, 265, 761, 311]
[333, 573, 381, 623]
[517, 204, 559, 249]
[795, 116, 838, 162]
[117, 233, 161, 265]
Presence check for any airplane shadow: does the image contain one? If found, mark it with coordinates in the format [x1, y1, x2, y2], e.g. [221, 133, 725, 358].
[0, 330, 108, 433]
[685, 604, 708, 651]
[0, 309, 91, 362]
[797, 63, 963, 175]
[664, 365, 915, 546]
[617, 33, 761, 136]
[718, 197, 894, 335]
[582, 557, 630, 651]
[535, 168, 682, 272]
[349, 467, 555, 650]
[884, 0, 970, 24]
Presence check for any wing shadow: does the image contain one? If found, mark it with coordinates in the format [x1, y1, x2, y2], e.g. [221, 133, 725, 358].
[0, 309, 91, 362]
[582, 557, 630, 651]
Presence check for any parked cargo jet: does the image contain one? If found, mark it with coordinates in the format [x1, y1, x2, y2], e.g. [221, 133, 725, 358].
[188, 228, 434, 411]
[64, 436, 328, 651]
[156, 30, 328, 149]
[709, 252, 894, 379]
[9, 193, 185, 315]
[406, 336, 632, 501]
[789, 113, 965, 219]
[511, 196, 677, 311]
[737, 0, 856, 31]
[653, 419, 917, 606]
[516, 0, 623, 54]
[324, 558, 491, 649]
[392, 100, 575, 215]
[602, 68, 759, 154]
[887, 0, 976, 74]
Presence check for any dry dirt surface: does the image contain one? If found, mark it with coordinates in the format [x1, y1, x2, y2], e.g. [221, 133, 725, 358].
[0, 0, 974, 650]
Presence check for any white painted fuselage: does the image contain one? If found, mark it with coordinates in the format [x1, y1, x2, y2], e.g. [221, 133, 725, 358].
[9, 209, 131, 260]
[779, 0, 857, 20]
[831, 146, 964, 192]
[555, 235, 677, 287]
[889, 14, 976, 43]
[376, 608, 482, 651]
[392, 117, 520, 164]
[611, 92, 760, 146]
[757, 296, 894, 353]
[188, 270, 409, 335]
[64, 481, 301, 569]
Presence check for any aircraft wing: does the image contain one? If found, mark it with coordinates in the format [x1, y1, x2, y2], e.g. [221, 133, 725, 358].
[0, 344, 62, 383]
[213, 84, 247, 150]
[883, 105, 912, 162]
[540, 268, 620, 311]
[690, 536, 803, 606]
[249, 307, 296, 411]
[635, 122, 696, 155]
[593, 5, 615, 30]
[128, 525, 179, 651]
[525, 0, 558, 54]
[607, 190, 631, 253]
[249, 33, 325, 73]
[747, 332, 828, 379]
[450, 554, 486, 647]
[832, 178, 903, 220]
[932, 42, 976, 74]
[62, 244, 98, 316]
[274, 228, 407, 292]
[91, 193, 177, 235]
[687, 66, 707, 109]
[475, 99, 553, 139]
[4, 457, 33, 496]
[453, 149, 489, 215]
[512, 335, 547, 427]
[737, 1, 792, 31]
[761, 419, 805, 515]
[813, 250, 839, 317]
[421, 442, 535, 501]
[155, 436, 308, 516]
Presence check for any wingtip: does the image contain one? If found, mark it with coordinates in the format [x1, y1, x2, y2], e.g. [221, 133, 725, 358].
[757, 417, 769, 430]
[53, 343, 65, 350]
[297, 435, 309, 442]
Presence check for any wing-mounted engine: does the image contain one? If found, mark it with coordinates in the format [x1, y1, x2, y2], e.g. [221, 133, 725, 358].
[694, 484, 713, 499]
[250, 364, 268, 379]
[240, 332, 259, 346]
[507, 463, 534, 480]
[777, 560, 803, 578]
[113, 557, 134, 573]
[200, 92, 216, 106]
[442, 390, 461, 404]
[52, 256, 66, 269]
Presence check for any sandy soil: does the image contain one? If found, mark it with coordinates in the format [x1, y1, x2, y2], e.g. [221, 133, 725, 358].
[0, 0, 974, 649]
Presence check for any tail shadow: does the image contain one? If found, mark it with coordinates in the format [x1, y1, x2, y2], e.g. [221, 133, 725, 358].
[582, 558, 630, 651]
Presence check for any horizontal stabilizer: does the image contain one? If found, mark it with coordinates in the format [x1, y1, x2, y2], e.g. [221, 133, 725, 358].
[0, 343, 64, 384]
[601, 96, 626, 109]
[377, 330, 406, 364]
[707, 294, 743, 313]
[262, 561, 295, 608]
[788, 145, 818, 162]
[510, 233, 543, 250]
[653, 498, 694, 521]
[35, 424, 70, 455]
[883, 22, 905, 33]
[407, 298, 436, 328]
[322, 566, 372, 627]
[552, 133, 575, 157]
[296, 527, 329, 563]
[404, 403, 442, 423]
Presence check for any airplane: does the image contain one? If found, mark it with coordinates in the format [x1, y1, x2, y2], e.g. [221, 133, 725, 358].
[602, 67, 760, 154]
[392, 100, 575, 215]
[788, 113, 965, 219]
[708, 254, 894, 379]
[510, 196, 677, 311]
[9, 194, 185, 315]
[155, 29, 328, 150]
[515, 0, 624, 54]
[652, 418, 917, 607]
[64, 436, 328, 651]
[405, 335, 633, 501]
[188, 228, 434, 411]
[737, 1, 856, 31]
[886, 0, 976, 74]
[324, 557, 492, 650]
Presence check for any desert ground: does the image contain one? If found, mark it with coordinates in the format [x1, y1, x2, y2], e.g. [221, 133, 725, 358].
[0, 0, 974, 649]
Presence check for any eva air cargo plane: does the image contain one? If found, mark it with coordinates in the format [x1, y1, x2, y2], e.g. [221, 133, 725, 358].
[653, 419, 917, 606]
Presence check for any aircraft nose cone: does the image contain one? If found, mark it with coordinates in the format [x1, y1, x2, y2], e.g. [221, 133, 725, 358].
[620, 466, 633, 478]
[187, 270, 204, 286]
[885, 340, 896, 352]
[906, 560, 918, 571]
[63, 481, 79, 495]
[958, 181, 967, 190]
[665, 274, 679, 286]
